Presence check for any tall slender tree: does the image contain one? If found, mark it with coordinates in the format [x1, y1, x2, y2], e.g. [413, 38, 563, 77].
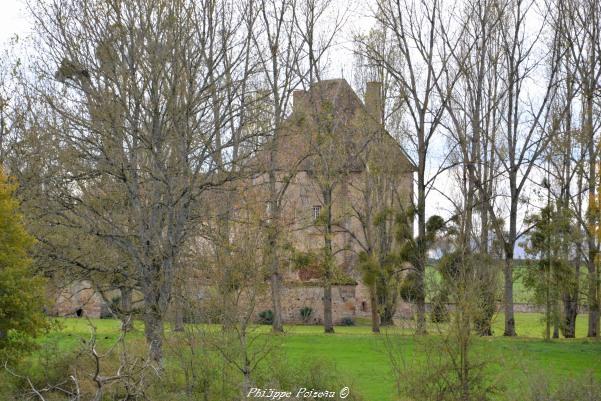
[362, 0, 465, 333]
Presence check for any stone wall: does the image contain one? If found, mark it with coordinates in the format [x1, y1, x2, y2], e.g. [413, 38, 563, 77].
[47, 280, 110, 318]
[187, 281, 419, 324]
[48, 278, 560, 322]
[261, 284, 365, 324]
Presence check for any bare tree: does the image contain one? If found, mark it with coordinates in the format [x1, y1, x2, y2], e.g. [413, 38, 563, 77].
[567, 0, 601, 338]
[26, 0, 256, 363]
[250, 0, 307, 333]
[362, 0, 465, 333]
[533, 0, 585, 338]
[438, 0, 504, 255]
[353, 26, 413, 331]
[293, 0, 347, 333]
[489, 0, 568, 336]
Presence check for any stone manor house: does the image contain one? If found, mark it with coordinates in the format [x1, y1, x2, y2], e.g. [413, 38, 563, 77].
[50, 79, 416, 324]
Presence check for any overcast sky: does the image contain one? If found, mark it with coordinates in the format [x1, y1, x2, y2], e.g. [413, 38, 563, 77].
[0, 0, 370, 72]
[0, 0, 28, 43]
[0, 0, 481, 229]
[0, 0, 536, 256]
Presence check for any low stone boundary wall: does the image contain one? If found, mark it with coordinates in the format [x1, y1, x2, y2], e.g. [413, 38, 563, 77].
[49, 280, 587, 323]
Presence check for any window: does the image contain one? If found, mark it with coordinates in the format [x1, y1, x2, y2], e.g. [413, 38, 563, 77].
[312, 205, 321, 222]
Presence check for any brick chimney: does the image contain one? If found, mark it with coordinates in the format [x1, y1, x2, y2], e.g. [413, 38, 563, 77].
[365, 81, 383, 124]
[293, 89, 308, 113]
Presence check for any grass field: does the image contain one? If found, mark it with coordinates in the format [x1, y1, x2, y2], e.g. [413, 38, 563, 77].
[22, 313, 601, 401]
[424, 265, 594, 304]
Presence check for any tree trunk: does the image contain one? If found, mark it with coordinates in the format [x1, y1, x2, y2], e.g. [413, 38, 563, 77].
[416, 149, 427, 335]
[323, 281, 334, 333]
[377, 273, 396, 325]
[563, 296, 577, 338]
[241, 331, 251, 400]
[323, 188, 334, 334]
[140, 259, 171, 363]
[144, 304, 164, 364]
[552, 300, 559, 339]
[267, 124, 284, 333]
[174, 293, 184, 332]
[583, 0, 599, 338]
[370, 283, 380, 333]
[270, 269, 284, 333]
[503, 188, 517, 336]
[587, 258, 599, 337]
[380, 308, 394, 326]
[415, 271, 427, 335]
[562, 263, 579, 338]
[120, 286, 133, 332]
[503, 256, 516, 336]
[475, 286, 494, 336]
[378, 290, 395, 325]
[560, 57, 577, 340]
[267, 203, 284, 333]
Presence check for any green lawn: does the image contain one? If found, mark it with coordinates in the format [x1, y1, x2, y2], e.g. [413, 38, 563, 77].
[425, 265, 591, 304]
[284, 313, 601, 400]
[24, 313, 601, 401]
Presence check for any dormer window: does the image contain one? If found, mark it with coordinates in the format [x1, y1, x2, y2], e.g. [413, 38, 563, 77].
[312, 205, 321, 222]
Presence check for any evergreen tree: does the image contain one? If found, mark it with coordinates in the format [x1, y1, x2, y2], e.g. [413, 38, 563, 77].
[0, 169, 48, 362]
[523, 204, 576, 340]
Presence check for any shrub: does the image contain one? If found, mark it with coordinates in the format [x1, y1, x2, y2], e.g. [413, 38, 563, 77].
[526, 373, 601, 401]
[340, 317, 355, 326]
[300, 306, 313, 323]
[258, 309, 273, 325]
[430, 293, 449, 323]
